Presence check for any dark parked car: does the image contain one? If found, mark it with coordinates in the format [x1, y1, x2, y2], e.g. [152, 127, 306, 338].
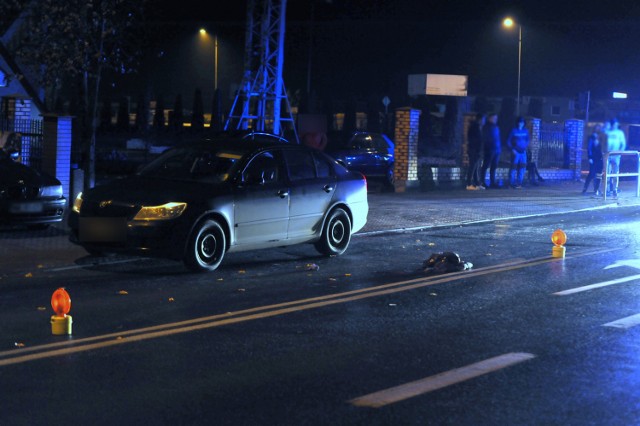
[68, 133, 369, 272]
[326, 131, 395, 188]
[0, 149, 66, 229]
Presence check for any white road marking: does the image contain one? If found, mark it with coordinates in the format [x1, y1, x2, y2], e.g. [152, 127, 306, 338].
[604, 259, 640, 271]
[552, 274, 640, 296]
[603, 313, 640, 329]
[348, 352, 536, 408]
[48, 258, 141, 272]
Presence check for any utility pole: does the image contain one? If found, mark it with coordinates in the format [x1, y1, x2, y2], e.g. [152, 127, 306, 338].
[225, 0, 298, 142]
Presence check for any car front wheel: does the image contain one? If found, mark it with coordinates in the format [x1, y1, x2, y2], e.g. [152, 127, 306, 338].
[184, 219, 226, 272]
[315, 208, 352, 256]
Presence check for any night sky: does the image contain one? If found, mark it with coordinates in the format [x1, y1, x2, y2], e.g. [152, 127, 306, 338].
[137, 0, 640, 110]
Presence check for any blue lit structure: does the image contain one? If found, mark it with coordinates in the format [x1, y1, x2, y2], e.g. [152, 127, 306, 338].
[225, 0, 298, 143]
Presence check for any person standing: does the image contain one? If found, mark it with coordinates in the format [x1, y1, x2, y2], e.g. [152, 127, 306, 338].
[480, 113, 501, 188]
[466, 113, 485, 190]
[582, 124, 604, 195]
[605, 118, 626, 196]
[506, 117, 530, 188]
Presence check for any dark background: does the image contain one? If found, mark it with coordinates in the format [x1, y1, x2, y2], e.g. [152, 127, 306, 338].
[119, 0, 640, 111]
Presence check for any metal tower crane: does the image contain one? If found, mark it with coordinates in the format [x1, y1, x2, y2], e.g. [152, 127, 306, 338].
[224, 0, 298, 142]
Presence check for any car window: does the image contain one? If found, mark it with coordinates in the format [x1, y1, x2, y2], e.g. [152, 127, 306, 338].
[139, 147, 241, 182]
[242, 150, 283, 185]
[349, 134, 374, 150]
[372, 135, 391, 152]
[283, 149, 316, 181]
[312, 152, 333, 178]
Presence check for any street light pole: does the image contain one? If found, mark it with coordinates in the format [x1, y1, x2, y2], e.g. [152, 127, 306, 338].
[517, 24, 522, 116]
[214, 33, 218, 92]
[503, 17, 522, 116]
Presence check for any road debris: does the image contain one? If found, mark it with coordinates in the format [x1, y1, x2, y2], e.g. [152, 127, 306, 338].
[423, 252, 473, 275]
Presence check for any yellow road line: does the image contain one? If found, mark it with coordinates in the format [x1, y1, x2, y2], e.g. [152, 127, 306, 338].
[0, 247, 617, 366]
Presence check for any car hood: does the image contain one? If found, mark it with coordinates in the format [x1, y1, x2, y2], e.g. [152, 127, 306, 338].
[84, 175, 232, 205]
[0, 159, 61, 187]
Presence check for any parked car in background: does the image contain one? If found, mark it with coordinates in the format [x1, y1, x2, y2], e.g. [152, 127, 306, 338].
[68, 132, 369, 272]
[0, 148, 66, 229]
[325, 131, 395, 189]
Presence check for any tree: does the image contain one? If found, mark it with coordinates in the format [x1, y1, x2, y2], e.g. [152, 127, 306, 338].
[0, 0, 147, 189]
[171, 94, 184, 132]
[153, 95, 165, 132]
[116, 97, 130, 132]
[134, 91, 149, 134]
[191, 88, 204, 132]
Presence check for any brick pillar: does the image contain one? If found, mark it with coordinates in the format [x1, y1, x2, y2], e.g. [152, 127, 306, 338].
[42, 115, 72, 198]
[393, 107, 420, 192]
[527, 117, 541, 163]
[564, 119, 584, 180]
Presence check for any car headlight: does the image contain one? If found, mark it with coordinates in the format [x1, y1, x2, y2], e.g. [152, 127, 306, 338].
[133, 202, 187, 221]
[42, 185, 63, 198]
[72, 192, 83, 213]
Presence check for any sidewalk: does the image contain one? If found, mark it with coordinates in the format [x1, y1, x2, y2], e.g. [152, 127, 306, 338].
[360, 179, 640, 235]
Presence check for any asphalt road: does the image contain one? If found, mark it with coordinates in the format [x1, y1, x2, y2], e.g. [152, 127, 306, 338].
[1, 207, 640, 425]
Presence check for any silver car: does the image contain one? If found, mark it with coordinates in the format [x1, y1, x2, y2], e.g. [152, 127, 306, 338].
[68, 135, 368, 272]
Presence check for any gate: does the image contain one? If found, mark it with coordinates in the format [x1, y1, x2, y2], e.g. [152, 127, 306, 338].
[0, 117, 44, 170]
[538, 122, 566, 169]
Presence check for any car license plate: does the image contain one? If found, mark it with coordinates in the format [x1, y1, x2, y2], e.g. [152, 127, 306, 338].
[9, 201, 44, 214]
[79, 217, 127, 242]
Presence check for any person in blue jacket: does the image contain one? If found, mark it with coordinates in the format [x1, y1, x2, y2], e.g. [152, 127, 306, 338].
[480, 113, 501, 188]
[506, 116, 530, 188]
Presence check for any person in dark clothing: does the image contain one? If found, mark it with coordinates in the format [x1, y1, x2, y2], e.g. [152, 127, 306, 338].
[583, 123, 604, 195]
[506, 116, 530, 188]
[480, 113, 501, 188]
[466, 113, 485, 190]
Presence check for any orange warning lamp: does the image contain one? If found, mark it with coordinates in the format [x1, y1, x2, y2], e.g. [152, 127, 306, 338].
[551, 229, 567, 258]
[50, 288, 72, 335]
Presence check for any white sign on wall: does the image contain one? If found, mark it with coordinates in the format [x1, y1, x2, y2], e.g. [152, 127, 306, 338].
[408, 73, 468, 97]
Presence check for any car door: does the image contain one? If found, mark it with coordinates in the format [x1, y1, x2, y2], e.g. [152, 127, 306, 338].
[283, 148, 336, 240]
[233, 150, 289, 247]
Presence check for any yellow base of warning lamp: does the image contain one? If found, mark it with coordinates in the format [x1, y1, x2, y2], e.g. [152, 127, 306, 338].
[51, 288, 72, 335]
[51, 315, 73, 335]
[551, 229, 567, 258]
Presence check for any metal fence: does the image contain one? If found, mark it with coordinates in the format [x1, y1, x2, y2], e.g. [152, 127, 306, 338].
[538, 122, 567, 169]
[0, 117, 44, 170]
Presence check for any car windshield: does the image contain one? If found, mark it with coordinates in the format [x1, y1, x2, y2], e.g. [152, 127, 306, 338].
[138, 146, 244, 182]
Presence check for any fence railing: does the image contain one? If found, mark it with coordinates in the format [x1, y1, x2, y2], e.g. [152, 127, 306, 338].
[538, 122, 566, 169]
[602, 150, 640, 201]
[0, 118, 44, 170]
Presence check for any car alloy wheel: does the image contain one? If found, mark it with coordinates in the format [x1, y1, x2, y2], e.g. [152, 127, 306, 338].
[315, 207, 351, 256]
[185, 218, 226, 272]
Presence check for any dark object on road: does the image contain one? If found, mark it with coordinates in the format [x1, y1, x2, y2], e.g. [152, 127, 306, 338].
[0, 148, 67, 229]
[68, 132, 369, 272]
[423, 251, 473, 274]
[326, 131, 394, 189]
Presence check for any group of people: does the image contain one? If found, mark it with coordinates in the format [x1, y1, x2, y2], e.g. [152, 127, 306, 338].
[466, 113, 541, 190]
[582, 118, 627, 197]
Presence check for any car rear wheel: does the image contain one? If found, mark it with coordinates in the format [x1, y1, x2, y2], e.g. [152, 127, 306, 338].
[385, 164, 395, 189]
[315, 208, 351, 256]
[185, 219, 226, 272]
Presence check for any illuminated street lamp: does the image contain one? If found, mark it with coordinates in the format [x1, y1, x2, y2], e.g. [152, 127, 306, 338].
[199, 28, 218, 91]
[502, 17, 522, 115]
[199, 28, 221, 129]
